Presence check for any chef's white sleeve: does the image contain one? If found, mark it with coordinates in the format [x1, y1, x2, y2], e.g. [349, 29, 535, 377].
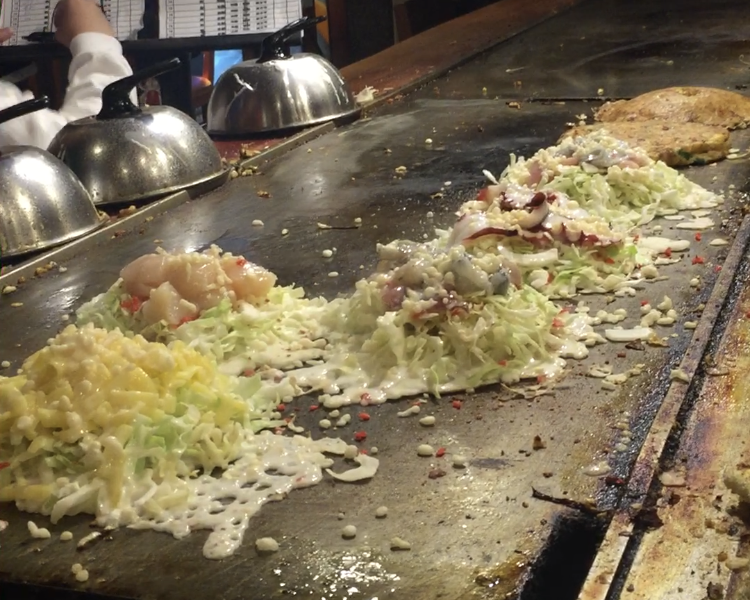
[0, 32, 134, 150]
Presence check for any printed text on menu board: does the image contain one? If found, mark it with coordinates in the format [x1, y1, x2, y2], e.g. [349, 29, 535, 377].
[158, 0, 301, 38]
[0, 0, 300, 44]
[0, 0, 145, 45]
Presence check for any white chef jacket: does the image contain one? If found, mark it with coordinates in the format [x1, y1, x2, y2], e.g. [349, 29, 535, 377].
[0, 32, 134, 149]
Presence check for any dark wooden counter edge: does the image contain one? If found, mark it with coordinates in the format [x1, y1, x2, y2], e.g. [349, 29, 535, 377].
[215, 0, 581, 163]
[341, 0, 580, 99]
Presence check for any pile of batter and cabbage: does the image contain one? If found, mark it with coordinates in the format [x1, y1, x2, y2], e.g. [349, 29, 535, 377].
[0, 131, 722, 559]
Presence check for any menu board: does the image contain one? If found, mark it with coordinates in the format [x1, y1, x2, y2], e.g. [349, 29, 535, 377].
[102, 0, 146, 40]
[0, 0, 145, 45]
[158, 0, 301, 38]
[0, 0, 300, 46]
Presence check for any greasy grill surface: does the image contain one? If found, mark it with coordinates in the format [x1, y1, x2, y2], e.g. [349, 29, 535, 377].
[435, 0, 750, 101]
[604, 246, 750, 600]
[0, 0, 749, 599]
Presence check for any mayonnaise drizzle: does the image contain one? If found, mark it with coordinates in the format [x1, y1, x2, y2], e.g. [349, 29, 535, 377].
[128, 433, 360, 559]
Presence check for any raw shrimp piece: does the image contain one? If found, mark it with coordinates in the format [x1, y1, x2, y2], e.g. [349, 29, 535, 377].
[120, 254, 170, 299]
[219, 256, 277, 302]
[478, 184, 503, 203]
[164, 256, 230, 311]
[497, 257, 523, 289]
[140, 282, 198, 326]
[119, 248, 278, 327]
[381, 281, 406, 310]
[393, 257, 430, 288]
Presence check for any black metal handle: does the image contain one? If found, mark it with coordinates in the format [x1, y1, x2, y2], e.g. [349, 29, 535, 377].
[23, 32, 57, 43]
[97, 57, 181, 120]
[0, 96, 51, 126]
[258, 15, 326, 63]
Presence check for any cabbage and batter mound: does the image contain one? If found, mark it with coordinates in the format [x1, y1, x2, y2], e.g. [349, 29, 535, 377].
[560, 121, 730, 167]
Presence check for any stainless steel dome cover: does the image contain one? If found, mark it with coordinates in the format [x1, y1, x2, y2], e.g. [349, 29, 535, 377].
[48, 58, 227, 206]
[0, 97, 103, 259]
[207, 17, 361, 136]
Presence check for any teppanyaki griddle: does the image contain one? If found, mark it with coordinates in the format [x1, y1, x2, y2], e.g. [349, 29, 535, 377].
[1, 0, 750, 598]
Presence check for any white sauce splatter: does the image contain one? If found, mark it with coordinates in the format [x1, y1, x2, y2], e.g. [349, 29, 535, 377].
[128, 434, 350, 559]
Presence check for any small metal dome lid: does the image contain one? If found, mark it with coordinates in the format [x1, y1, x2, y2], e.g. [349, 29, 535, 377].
[48, 58, 227, 206]
[207, 16, 361, 137]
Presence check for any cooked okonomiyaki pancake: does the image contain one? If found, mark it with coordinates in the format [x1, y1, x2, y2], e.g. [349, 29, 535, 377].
[595, 87, 750, 130]
[559, 121, 730, 167]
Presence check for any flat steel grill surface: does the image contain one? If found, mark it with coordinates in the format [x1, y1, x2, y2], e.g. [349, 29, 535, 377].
[436, 0, 750, 101]
[1, 0, 750, 599]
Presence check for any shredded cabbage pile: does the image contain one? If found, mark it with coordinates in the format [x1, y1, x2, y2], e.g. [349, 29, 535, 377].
[500, 130, 721, 230]
[77, 280, 337, 374]
[464, 235, 638, 298]
[447, 132, 721, 296]
[304, 278, 583, 400]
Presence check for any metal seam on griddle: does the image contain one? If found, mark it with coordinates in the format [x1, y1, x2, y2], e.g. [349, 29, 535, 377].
[610, 243, 750, 600]
[577, 214, 750, 600]
[524, 97, 627, 102]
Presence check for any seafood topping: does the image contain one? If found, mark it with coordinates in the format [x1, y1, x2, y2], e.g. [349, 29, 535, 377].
[554, 136, 651, 170]
[455, 186, 623, 248]
[119, 246, 277, 326]
[474, 184, 553, 230]
[374, 243, 519, 317]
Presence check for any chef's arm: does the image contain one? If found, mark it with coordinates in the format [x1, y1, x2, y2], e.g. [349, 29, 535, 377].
[54, 0, 137, 121]
[0, 0, 141, 150]
[0, 81, 66, 149]
[59, 32, 136, 122]
[0, 32, 135, 149]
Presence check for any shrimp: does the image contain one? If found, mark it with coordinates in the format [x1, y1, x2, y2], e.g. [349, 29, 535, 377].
[140, 282, 198, 326]
[163, 254, 229, 311]
[118, 247, 277, 326]
[219, 255, 277, 301]
[120, 254, 170, 299]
